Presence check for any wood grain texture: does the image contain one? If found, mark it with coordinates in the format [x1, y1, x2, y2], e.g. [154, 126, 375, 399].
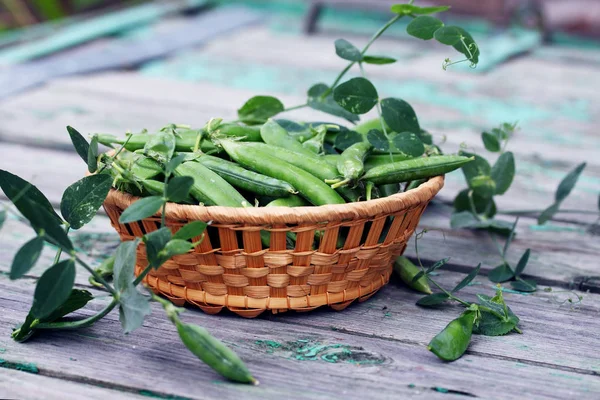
[0, 368, 149, 400]
[1, 275, 598, 400]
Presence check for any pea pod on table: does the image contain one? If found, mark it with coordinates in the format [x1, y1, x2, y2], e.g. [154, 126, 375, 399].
[394, 256, 432, 294]
[428, 308, 478, 361]
[361, 155, 474, 185]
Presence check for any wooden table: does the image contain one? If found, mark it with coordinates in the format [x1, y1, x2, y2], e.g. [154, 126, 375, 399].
[0, 8, 599, 399]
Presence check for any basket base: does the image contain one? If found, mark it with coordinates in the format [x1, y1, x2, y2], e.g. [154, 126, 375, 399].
[138, 264, 393, 318]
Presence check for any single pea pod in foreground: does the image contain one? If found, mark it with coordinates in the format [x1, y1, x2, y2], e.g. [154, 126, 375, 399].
[394, 256, 432, 294]
[428, 309, 477, 361]
[176, 321, 257, 384]
[361, 155, 473, 185]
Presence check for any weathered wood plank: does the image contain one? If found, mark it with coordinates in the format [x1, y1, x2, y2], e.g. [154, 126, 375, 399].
[0, 368, 149, 400]
[1, 275, 599, 399]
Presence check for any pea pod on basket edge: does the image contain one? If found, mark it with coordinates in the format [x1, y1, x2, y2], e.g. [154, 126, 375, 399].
[361, 155, 474, 185]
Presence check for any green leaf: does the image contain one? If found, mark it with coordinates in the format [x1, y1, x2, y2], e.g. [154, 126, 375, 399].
[362, 55, 396, 65]
[407, 16, 444, 40]
[334, 129, 363, 151]
[87, 135, 99, 173]
[237, 96, 284, 124]
[166, 176, 194, 203]
[481, 132, 500, 152]
[453, 189, 496, 219]
[537, 203, 560, 225]
[119, 196, 164, 224]
[416, 292, 449, 307]
[417, 129, 433, 145]
[510, 279, 537, 292]
[490, 152, 515, 195]
[391, 4, 450, 16]
[60, 174, 112, 230]
[555, 162, 586, 203]
[144, 227, 172, 269]
[165, 154, 188, 177]
[10, 235, 44, 280]
[459, 151, 494, 196]
[426, 258, 450, 274]
[450, 212, 513, 234]
[113, 239, 141, 294]
[144, 131, 176, 164]
[502, 218, 519, 256]
[334, 38, 362, 61]
[307, 83, 359, 123]
[391, 132, 425, 157]
[452, 264, 481, 293]
[30, 259, 76, 320]
[452, 28, 479, 64]
[174, 221, 207, 241]
[67, 126, 89, 165]
[367, 129, 389, 152]
[475, 292, 519, 336]
[119, 286, 151, 334]
[333, 77, 378, 115]
[0, 170, 62, 225]
[165, 239, 193, 256]
[434, 26, 463, 45]
[43, 289, 93, 322]
[381, 98, 420, 134]
[514, 249, 530, 277]
[488, 263, 515, 283]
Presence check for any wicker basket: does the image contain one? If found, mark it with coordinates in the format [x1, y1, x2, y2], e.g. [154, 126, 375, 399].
[103, 176, 444, 318]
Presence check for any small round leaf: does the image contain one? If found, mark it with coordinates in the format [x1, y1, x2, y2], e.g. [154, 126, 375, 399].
[333, 78, 378, 115]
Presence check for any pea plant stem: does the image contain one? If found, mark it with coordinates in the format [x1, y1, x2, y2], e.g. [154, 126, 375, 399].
[52, 225, 70, 265]
[133, 265, 152, 286]
[75, 256, 117, 296]
[35, 299, 118, 330]
[283, 103, 308, 112]
[322, 14, 403, 98]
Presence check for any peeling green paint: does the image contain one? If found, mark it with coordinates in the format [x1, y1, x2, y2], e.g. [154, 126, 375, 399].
[433, 387, 450, 393]
[255, 338, 385, 365]
[529, 224, 586, 234]
[0, 358, 39, 373]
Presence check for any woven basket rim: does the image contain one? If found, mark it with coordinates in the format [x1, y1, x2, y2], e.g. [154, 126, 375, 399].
[104, 175, 444, 224]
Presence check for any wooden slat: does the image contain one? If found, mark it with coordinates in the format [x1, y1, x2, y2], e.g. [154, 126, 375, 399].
[0, 368, 149, 400]
[0, 275, 598, 399]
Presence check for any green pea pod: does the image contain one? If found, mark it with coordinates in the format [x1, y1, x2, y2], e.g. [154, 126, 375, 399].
[174, 161, 250, 207]
[196, 155, 296, 197]
[336, 142, 371, 185]
[321, 154, 341, 166]
[89, 255, 115, 288]
[97, 132, 218, 153]
[220, 140, 345, 206]
[176, 321, 257, 384]
[364, 154, 414, 171]
[260, 119, 316, 157]
[265, 196, 308, 207]
[237, 142, 360, 202]
[406, 178, 427, 191]
[217, 124, 262, 142]
[428, 309, 477, 361]
[361, 155, 474, 185]
[377, 183, 400, 198]
[393, 256, 431, 294]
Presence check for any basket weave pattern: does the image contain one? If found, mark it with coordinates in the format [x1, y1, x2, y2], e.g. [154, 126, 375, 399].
[103, 176, 444, 318]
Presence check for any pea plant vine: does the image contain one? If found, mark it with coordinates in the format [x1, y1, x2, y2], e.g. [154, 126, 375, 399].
[0, 126, 256, 384]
